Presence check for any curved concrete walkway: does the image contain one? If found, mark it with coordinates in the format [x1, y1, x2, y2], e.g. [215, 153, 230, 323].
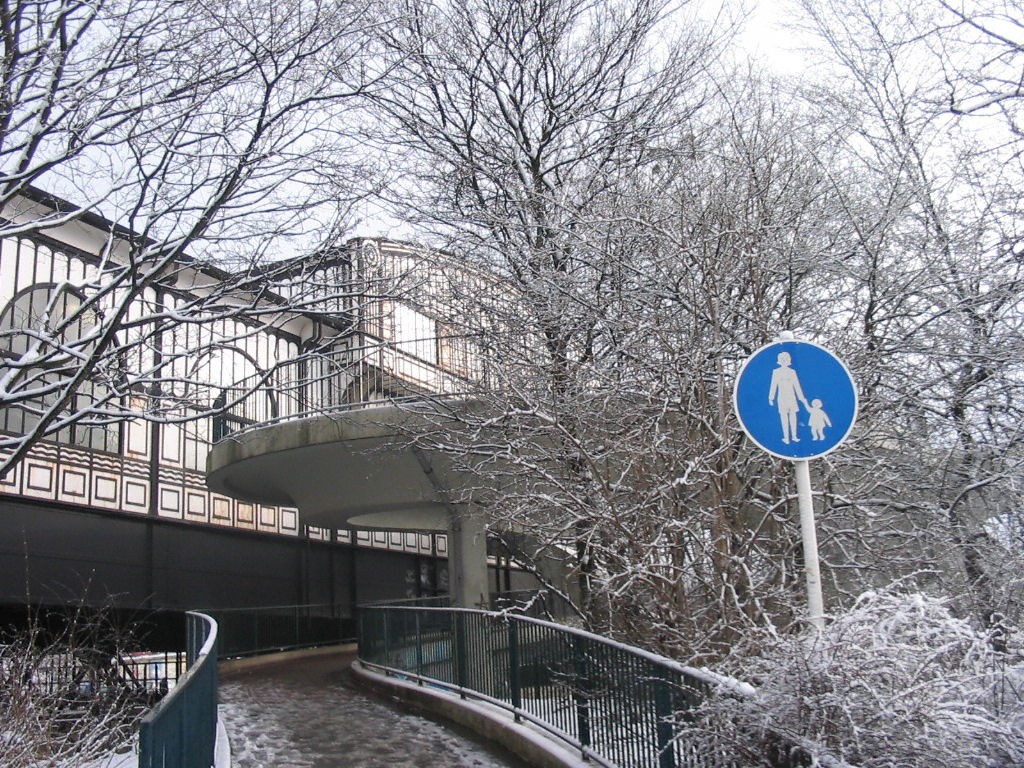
[218, 649, 532, 768]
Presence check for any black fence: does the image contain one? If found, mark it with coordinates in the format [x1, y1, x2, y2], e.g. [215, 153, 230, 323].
[358, 605, 732, 768]
[4, 644, 185, 698]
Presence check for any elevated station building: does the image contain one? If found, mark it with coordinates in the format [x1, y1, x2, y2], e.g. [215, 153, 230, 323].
[0, 189, 529, 616]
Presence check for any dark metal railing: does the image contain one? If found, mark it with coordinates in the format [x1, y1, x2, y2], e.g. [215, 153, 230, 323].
[138, 612, 218, 768]
[14, 648, 186, 698]
[365, 595, 452, 608]
[211, 336, 489, 441]
[358, 605, 733, 768]
[204, 603, 354, 658]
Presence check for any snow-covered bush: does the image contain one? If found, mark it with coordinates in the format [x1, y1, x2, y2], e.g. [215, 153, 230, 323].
[0, 610, 148, 767]
[683, 590, 1024, 768]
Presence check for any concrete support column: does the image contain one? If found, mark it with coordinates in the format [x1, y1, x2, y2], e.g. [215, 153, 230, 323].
[448, 506, 488, 608]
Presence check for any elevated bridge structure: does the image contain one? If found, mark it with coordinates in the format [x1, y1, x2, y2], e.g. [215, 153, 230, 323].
[207, 400, 502, 609]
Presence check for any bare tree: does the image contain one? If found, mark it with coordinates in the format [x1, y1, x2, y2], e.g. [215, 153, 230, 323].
[368, 0, 734, 629]
[553, 75, 848, 658]
[368, 0, 879, 661]
[933, 0, 1024, 137]
[793, 0, 1024, 640]
[376, 0, 1024, 666]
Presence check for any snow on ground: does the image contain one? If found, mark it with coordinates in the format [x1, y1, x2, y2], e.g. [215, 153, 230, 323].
[73, 744, 137, 768]
[218, 651, 532, 768]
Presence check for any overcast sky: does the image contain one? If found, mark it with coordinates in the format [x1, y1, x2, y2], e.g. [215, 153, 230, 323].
[729, 0, 812, 75]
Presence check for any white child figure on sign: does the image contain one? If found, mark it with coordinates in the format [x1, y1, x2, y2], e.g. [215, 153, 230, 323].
[807, 398, 832, 441]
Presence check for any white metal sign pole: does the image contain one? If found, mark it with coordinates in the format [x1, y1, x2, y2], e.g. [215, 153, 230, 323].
[794, 459, 825, 630]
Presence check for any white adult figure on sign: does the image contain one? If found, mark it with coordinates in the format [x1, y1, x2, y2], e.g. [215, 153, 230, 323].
[767, 351, 809, 444]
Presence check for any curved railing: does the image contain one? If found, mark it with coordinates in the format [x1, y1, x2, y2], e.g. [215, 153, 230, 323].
[138, 612, 218, 768]
[358, 605, 750, 768]
[210, 338, 487, 442]
[204, 603, 354, 658]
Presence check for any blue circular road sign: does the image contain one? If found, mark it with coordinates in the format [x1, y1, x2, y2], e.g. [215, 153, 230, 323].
[734, 339, 857, 460]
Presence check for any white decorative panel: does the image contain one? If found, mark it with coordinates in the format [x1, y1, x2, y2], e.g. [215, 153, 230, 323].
[25, 463, 54, 494]
[236, 502, 255, 527]
[280, 508, 298, 532]
[159, 487, 181, 517]
[93, 475, 119, 505]
[123, 481, 148, 511]
[60, 469, 87, 499]
[186, 492, 207, 519]
[0, 460, 20, 492]
[212, 496, 232, 522]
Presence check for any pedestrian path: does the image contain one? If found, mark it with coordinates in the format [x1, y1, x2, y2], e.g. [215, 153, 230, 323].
[218, 650, 532, 768]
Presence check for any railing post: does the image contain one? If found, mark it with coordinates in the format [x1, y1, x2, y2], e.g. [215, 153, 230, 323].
[186, 613, 196, 665]
[654, 670, 677, 768]
[382, 609, 391, 672]
[572, 635, 592, 752]
[508, 618, 521, 721]
[415, 611, 424, 685]
[454, 611, 468, 697]
[138, 719, 153, 768]
[253, 609, 260, 655]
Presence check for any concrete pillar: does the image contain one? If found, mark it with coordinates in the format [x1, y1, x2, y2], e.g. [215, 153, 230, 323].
[448, 506, 488, 608]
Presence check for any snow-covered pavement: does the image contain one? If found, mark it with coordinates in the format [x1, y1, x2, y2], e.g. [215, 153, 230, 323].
[218, 650, 531, 768]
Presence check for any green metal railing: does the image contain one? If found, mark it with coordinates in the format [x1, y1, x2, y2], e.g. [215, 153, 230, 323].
[205, 603, 354, 658]
[138, 612, 218, 768]
[358, 606, 726, 768]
